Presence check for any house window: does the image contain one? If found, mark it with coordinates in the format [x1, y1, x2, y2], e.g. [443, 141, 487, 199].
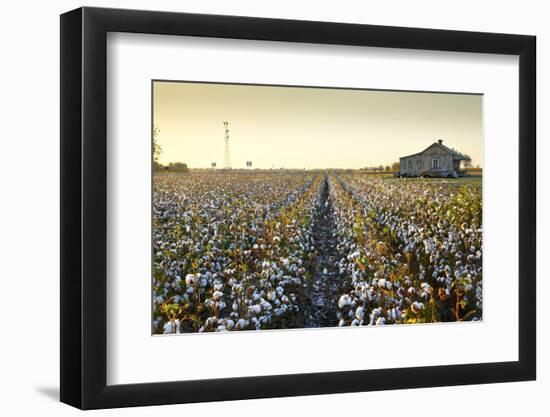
[408, 160, 412, 170]
[432, 158, 440, 168]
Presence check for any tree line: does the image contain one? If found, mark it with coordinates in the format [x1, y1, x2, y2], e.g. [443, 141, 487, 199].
[153, 127, 189, 173]
[362, 162, 401, 172]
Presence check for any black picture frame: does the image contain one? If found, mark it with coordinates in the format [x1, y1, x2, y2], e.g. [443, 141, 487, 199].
[60, 6, 536, 410]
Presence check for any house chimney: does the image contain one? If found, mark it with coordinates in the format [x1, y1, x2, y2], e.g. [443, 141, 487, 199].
[438, 139, 443, 144]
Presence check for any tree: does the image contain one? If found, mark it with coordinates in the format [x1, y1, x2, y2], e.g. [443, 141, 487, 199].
[168, 162, 189, 173]
[463, 154, 473, 168]
[152, 126, 166, 172]
[153, 161, 164, 172]
[391, 161, 400, 172]
[153, 126, 162, 163]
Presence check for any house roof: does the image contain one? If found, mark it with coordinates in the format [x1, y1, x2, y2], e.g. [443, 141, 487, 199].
[399, 142, 467, 160]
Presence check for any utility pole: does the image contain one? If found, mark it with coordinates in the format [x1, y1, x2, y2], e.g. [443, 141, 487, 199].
[223, 121, 231, 169]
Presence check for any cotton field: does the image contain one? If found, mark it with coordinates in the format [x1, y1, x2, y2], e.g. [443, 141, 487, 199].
[153, 171, 482, 334]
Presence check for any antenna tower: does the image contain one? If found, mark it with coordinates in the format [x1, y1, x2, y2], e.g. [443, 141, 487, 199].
[223, 121, 231, 169]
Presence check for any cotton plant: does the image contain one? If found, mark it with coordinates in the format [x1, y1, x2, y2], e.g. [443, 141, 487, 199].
[152, 172, 323, 333]
[152, 171, 483, 334]
[331, 174, 483, 326]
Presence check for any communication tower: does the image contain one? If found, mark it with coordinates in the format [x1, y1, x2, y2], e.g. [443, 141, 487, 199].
[223, 121, 231, 169]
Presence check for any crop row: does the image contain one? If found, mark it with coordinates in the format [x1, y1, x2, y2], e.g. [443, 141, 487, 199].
[330, 174, 483, 326]
[152, 172, 323, 333]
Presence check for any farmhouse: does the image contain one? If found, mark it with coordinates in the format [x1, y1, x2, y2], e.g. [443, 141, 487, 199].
[399, 139, 468, 177]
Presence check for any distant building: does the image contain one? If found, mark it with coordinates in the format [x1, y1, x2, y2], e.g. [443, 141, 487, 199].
[399, 139, 468, 177]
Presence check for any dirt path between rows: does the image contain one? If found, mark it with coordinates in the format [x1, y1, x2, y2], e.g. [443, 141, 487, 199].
[305, 175, 340, 328]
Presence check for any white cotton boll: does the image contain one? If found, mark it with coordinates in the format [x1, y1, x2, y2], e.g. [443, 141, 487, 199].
[163, 319, 181, 334]
[351, 319, 360, 326]
[212, 291, 224, 300]
[205, 317, 217, 327]
[407, 287, 415, 295]
[185, 273, 195, 286]
[376, 317, 386, 325]
[232, 302, 239, 311]
[338, 294, 352, 309]
[236, 319, 248, 329]
[216, 326, 227, 332]
[348, 251, 360, 260]
[378, 278, 386, 289]
[372, 307, 383, 318]
[323, 268, 328, 275]
[411, 301, 425, 314]
[162, 321, 172, 334]
[386, 281, 392, 290]
[186, 287, 194, 294]
[225, 319, 235, 330]
[338, 319, 346, 327]
[214, 282, 223, 291]
[249, 304, 262, 314]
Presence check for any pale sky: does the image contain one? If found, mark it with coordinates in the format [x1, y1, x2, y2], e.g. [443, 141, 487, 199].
[153, 81, 483, 169]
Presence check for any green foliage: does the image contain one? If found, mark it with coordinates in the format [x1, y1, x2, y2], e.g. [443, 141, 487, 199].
[168, 162, 189, 173]
[153, 126, 162, 163]
[153, 161, 166, 172]
[152, 171, 483, 333]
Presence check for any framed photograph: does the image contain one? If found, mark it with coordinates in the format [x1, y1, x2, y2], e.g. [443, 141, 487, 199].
[60, 6, 536, 409]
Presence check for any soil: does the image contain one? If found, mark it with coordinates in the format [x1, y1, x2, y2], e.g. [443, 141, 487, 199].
[305, 175, 340, 328]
